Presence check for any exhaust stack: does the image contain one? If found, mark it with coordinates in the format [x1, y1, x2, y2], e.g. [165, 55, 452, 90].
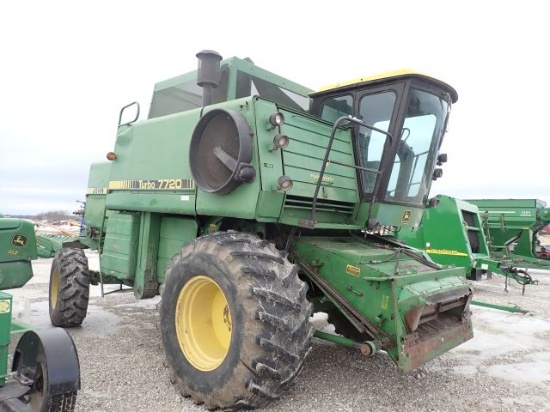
[196, 50, 222, 107]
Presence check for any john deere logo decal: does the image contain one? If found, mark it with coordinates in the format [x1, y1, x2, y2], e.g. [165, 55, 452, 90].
[402, 210, 411, 224]
[11, 234, 28, 247]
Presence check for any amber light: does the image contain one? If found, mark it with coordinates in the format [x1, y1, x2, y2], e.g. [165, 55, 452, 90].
[106, 152, 117, 161]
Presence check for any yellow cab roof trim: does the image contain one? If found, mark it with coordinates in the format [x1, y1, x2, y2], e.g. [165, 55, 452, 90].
[313, 68, 458, 103]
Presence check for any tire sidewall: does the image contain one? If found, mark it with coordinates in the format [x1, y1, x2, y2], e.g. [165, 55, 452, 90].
[49, 253, 63, 316]
[161, 251, 245, 394]
[34, 352, 51, 412]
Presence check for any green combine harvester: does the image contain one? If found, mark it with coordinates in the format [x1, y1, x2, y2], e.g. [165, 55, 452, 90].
[0, 218, 80, 411]
[48, 50, 473, 410]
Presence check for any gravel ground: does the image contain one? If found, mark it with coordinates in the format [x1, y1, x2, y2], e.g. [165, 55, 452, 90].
[7, 254, 550, 412]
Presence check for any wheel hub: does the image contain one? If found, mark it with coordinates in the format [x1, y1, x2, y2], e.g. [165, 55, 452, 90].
[175, 275, 232, 371]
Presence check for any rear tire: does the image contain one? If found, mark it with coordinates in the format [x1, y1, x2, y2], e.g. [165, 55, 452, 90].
[49, 248, 90, 327]
[160, 232, 314, 410]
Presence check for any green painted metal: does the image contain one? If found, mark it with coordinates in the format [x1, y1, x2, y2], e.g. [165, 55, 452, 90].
[0, 292, 12, 383]
[36, 234, 75, 258]
[314, 330, 357, 349]
[0, 220, 40, 383]
[0, 219, 36, 290]
[467, 198, 550, 267]
[74, 51, 473, 375]
[313, 330, 379, 355]
[471, 300, 528, 314]
[0, 219, 81, 402]
[155, 217, 198, 285]
[397, 195, 503, 277]
[84, 161, 110, 234]
[396, 195, 544, 285]
[291, 236, 472, 372]
[100, 212, 141, 281]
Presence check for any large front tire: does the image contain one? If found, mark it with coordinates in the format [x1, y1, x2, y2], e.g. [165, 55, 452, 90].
[160, 232, 314, 410]
[49, 248, 90, 327]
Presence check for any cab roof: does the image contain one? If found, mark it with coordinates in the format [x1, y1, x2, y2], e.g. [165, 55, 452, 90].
[311, 69, 458, 103]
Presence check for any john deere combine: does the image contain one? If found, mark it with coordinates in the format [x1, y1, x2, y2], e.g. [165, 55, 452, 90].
[49, 51, 473, 410]
[0, 218, 80, 411]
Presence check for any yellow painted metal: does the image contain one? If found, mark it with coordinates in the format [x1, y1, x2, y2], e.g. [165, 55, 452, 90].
[50, 266, 59, 310]
[314, 69, 458, 103]
[175, 275, 232, 371]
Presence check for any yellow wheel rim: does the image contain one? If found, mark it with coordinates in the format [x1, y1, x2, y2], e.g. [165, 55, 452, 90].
[50, 267, 59, 310]
[175, 275, 232, 371]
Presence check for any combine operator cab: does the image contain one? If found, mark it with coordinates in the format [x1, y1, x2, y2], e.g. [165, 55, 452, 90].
[306, 70, 454, 229]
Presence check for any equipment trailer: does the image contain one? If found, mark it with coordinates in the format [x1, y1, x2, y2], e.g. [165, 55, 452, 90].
[49, 51, 473, 410]
[0, 218, 80, 412]
[467, 198, 550, 266]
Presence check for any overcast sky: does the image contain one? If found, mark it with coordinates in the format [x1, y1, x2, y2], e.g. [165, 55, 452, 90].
[1, 1, 548, 216]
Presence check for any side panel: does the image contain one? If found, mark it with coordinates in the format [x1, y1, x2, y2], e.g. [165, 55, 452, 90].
[0, 292, 13, 383]
[252, 98, 357, 223]
[105, 114, 199, 215]
[100, 212, 140, 280]
[398, 195, 484, 268]
[85, 162, 111, 231]
[0, 219, 36, 289]
[156, 217, 198, 285]
[134, 212, 161, 298]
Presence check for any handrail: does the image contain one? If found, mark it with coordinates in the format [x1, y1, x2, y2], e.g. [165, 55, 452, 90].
[298, 115, 393, 229]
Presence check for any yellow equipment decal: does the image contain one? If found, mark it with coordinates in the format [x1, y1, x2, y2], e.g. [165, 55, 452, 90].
[346, 264, 360, 277]
[108, 179, 195, 191]
[0, 300, 10, 313]
[86, 187, 108, 195]
[426, 248, 468, 257]
[402, 210, 411, 224]
[310, 173, 335, 184]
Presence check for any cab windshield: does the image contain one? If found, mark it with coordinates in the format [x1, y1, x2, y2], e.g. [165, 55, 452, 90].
[356, 88, 449, 205]
[384, 89, 449, 204]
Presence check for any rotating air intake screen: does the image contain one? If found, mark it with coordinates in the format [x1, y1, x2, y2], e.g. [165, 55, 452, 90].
[190, 109, 255, 195]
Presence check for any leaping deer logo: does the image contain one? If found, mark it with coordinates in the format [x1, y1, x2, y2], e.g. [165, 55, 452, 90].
[11, 234, 28, 247]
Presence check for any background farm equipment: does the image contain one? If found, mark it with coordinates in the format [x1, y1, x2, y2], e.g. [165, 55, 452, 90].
[48, 50, 473, 410]
[466, 198, 550, 267]
[0, 218, 80, 411]
[396, 195, 541, 294]
[34, 221, 81, 259]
